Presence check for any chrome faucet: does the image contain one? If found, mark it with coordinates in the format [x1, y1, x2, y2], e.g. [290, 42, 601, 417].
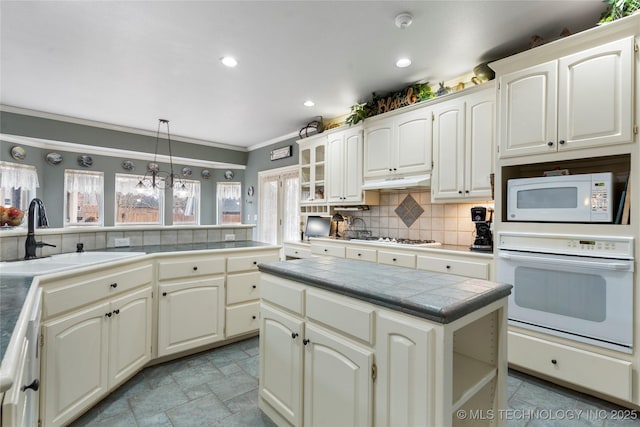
[24, 198, 55, 259]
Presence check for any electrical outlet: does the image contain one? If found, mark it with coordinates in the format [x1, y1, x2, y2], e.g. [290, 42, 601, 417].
[114, 237, 130, 247]
[225, 234, 235, 241]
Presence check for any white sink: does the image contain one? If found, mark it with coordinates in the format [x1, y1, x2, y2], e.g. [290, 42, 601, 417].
[0, 251, 146, 276]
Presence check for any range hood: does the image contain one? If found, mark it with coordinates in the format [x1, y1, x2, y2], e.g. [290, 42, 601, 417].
[360, 174, 431, 191]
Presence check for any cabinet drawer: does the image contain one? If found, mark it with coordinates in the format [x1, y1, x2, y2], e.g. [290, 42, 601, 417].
[226, 301, 260, 337]
[306, 289, 374, 345]
[377, 251, 415, 269]
[284, 245, 312, 259]
[311, 244, 345, 258]
[416, 256, 489, 279]
[43, 264, 152, 319]
[260, 274, 305, 316]
[508, 331, 632, 401]
[227, 252, 279, 273]
[158, 256, 225, 281]
[346, 247, 377, 263]
[227, 272, 261, 304]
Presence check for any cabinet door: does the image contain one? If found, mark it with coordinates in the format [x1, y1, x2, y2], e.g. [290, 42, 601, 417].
[343, 128, 364, 202]
[375, 311, 435, 427]
[304, 323, 373, 427]
[395, 107, 432, 175]
[42, 302, 110, 427]
[558, 37, 634, 151]
[109, 286, 152, 388]
[326, 132, 345, 203]
[465, 92, 495, 199]
[157, 277, 225, 357]
[498, 60, 557, 158]
[364, 120, 394, 178]
[2, 339, 29, 427]
[432, 100, 465, 200]
[259, 303, 304, 427]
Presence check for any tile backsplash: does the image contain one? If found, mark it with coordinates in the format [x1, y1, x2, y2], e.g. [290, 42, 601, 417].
[336, 190, 494, 247]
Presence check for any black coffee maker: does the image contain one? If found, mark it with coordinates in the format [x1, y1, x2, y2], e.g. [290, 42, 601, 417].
[470, 206, 493, 252]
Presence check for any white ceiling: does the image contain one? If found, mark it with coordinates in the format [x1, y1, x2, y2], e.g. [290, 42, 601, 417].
[0, 1, 606, 150]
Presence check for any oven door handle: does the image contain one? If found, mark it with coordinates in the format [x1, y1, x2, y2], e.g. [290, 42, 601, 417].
[497, 252, 633, 271]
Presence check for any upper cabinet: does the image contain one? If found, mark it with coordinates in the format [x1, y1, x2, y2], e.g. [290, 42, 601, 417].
[364, 106, 432, 179]
[299, 135, 326, 204]
[327, 126, 364, 204]
[432, 86, 495, 201]
[498, 36, 635, 159]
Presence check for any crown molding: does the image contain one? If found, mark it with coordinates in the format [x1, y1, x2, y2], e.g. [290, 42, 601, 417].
[247, 130, 300, 151]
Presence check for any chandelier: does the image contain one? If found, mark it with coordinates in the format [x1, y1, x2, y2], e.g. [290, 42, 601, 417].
[136, 119, 186, 193]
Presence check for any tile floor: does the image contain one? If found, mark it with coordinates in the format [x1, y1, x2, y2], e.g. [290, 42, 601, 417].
[71, 337, 638, 427]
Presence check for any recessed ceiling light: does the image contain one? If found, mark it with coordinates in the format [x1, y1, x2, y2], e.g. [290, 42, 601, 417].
[395, 58, 412, 68]
[304, 100, 315, 107]
[221, 56, 238, 67]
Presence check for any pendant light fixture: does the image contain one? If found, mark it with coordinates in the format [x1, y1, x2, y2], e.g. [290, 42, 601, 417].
[136, 119, 186, 194]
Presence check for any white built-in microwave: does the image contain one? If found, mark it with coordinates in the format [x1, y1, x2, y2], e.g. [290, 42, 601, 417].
[507, 172, 613, 222]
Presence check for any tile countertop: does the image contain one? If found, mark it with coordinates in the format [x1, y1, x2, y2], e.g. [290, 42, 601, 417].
[0, 240, 276, 364]
[258, 257, 511, 324]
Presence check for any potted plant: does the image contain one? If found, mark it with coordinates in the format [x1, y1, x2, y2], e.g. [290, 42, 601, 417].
[599, 0, 640, 24]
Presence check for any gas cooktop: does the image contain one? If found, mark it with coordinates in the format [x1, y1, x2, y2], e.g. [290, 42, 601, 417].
[348, 237, 442, 247]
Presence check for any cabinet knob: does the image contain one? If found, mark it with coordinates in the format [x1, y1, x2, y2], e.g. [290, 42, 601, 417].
[389, 168, 393, 172]
[357, 253, 362, 257]
[324, 249, 328, 252]
[252, 285, 257, 289]
[446, 265, 451, 269]
[22, 379, 39, 392]
[162, 292, 167, 296]
[193, 266, 198, 271]
[110, 283, 118, 288]
[303, 338, 310, 345]
[465, 190, 469, 194]
[113, 309, 120, 315]
[252, 315, 257, 320]
[547, 141, 554, 147]
[458, 190, 463, 194]
[392, 258, 397, 262]
[253, 261, 258, 265]
[105, 312, 112, 318]
[291, 332, 299, 339]
[551, 359, 557, 365]
[558, 140, 566, 145]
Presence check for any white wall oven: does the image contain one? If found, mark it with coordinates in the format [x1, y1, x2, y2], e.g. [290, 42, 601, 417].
[497, 232, 634, 353]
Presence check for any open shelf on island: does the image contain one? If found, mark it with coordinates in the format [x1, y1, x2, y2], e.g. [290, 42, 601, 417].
[452, 352, 497, 411]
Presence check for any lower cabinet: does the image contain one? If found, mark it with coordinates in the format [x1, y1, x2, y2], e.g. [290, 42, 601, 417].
[41, 286, 152, 427]
[259, 274, 507, 427]
[157, 277, 225, 357]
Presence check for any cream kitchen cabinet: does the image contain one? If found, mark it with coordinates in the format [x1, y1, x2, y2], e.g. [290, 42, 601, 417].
[225, 250, 279, 338]
[364, 106, 432, 179]
[259, 277, 374, 427]
[432, 87, 495, 201]
[497, 36, 634, 159]
[417, 253, 492, 280]
[327, 126, 364, 204]
[299, 135, 327, 205]
[40, 262, 153, 427]
[156, 255, 226, 357]
[259, 263, 509, 427]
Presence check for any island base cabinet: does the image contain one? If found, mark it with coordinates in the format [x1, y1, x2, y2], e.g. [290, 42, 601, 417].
[259, 303, 304, 427]
[303, 324, 373, 427]
[375, 311, 435, 427]
[157, 277, 225, 357]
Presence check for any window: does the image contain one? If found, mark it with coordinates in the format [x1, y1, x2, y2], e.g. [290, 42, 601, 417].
[0, 161, 39, 227]
[173, 179, 200, 225]
[217, 182, 241, 224]
[64, 170, 104, 226]
[115, 173, 164, 225]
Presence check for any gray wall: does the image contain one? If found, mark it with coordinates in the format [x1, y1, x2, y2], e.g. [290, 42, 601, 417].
[1, 112, 247, 227]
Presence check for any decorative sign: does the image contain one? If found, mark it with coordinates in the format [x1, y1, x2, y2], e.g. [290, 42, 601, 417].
[375, 86, 419, 115]
[270, 145, 292, 161]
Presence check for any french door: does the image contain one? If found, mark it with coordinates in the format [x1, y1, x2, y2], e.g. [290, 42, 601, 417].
[258, 166, 299, 246]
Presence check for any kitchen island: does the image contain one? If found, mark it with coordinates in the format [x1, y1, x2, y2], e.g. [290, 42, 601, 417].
[258, 257, 512, 427]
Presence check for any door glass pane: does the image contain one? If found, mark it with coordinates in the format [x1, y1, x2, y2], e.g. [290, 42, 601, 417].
[513, 266, 606, 321]
[258, 176, 279, 244]
[282, 172, 300, 242]
[517, 187, 577, 209]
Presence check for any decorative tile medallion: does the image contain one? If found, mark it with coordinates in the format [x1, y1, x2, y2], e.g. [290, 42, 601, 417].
[394, 194, 424, 227]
